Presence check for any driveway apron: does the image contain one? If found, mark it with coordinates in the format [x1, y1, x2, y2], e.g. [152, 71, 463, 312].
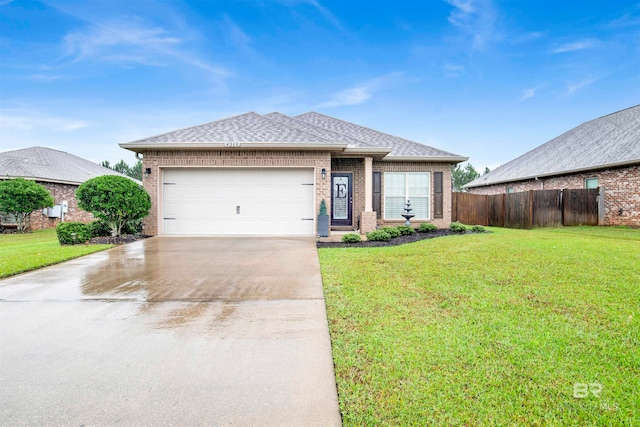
[0, 237, 342, 426]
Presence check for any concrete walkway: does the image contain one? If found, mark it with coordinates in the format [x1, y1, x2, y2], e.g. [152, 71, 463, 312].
[0, 237, 341, 426]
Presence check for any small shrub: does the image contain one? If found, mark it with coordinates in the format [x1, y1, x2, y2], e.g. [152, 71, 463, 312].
[122, 218, 143, 235]
[342, 233, 362, 243]
[381, 226, 401, 238]
[397, 225, 415, 235]
[449, 221, 467, 233]
[419, 223, 437, 233]
[366, 230, 391, 241]
[56, 222, 91, 245]
[471, 225, 487, 233]
[87, 220, 112, 237]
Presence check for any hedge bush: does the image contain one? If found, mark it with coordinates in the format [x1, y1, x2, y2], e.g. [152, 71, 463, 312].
[56, 222, 91, 245]
[449, 221, 467, 233]
[366, 230, 391, 241]
[342, 233, 362, 243]
[381, 226, 401, 238]
[419, 223, 437, 233]
[397, 225, 415, 235]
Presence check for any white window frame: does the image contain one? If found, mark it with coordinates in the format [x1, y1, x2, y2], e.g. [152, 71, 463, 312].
[383, 172, 430, 220]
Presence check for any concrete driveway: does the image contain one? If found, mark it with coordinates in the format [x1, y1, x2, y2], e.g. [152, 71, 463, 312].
[0, 237, 341, 426]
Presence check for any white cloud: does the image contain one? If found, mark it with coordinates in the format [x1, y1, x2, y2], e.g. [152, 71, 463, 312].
[445, 0, 498, 50]
[521, 88, 536, 100]
[221, 15, 252, 51]
[62, 18, 229, 77]
[443, 63, 464, 76]
[566, 77, 598, 94]
[276, 0, 343, 31]
[550, 39, 597, 54]
[0, 110, 90, 132]
[318, 73, 404, 108]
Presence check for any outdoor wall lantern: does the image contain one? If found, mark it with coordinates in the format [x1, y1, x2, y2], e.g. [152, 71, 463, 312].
[143, 168, 151, 179]
[321, 168, 327, 179]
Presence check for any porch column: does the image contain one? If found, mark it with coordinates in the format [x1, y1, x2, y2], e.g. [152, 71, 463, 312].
[361, 156, 377, 234]
[364, 157, 373, 211]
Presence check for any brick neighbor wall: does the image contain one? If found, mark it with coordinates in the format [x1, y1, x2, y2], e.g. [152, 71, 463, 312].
[27, 181, 94, 230]
[466, 165, 640, 226]
[141, 150, 332, 236]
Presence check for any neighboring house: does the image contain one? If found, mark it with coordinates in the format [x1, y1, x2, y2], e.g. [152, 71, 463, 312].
[464, 105, 640, 226]
[120, 111, 467, 236]
[0, 146, 133, 230]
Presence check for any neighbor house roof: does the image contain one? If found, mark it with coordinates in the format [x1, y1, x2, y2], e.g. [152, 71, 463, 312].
[0, 146, 131, 186]
[120, 111, 467, 162]
[465, 105, 640, 188]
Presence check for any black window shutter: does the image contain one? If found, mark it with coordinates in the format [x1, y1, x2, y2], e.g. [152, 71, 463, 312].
[373, 172, 381, 219]
[434, 172, 443, 219]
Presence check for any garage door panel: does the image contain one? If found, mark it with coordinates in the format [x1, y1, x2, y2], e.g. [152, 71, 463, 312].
[162, 168, 315, 235]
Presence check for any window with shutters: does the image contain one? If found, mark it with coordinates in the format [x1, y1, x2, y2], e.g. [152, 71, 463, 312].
[384, 172, 430, 220]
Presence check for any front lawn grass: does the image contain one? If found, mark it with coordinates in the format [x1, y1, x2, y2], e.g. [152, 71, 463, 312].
[319, 226, 640, 426]
[0, 229, 114, 278]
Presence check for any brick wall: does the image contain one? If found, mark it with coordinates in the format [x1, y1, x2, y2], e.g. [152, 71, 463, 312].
[467, 165, 640, 226]
[373, 161, 455, 229]
[27, 182, 94, 230]
[141, 150, 332, 236]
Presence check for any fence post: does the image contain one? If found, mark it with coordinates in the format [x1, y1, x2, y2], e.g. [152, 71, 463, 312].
[598, 187, 605, 225]
[528, 190, 534, 229]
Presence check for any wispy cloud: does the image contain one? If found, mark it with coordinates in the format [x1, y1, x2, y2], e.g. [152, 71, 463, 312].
[62, 18, 230, 77]
[29, 74, 63, 82]
[445, 0, 498, 50]
[221, 15, 252, 51]
[0, 110, 90, 132]
[550, 39, 598, 54]
[566, 77, 598, 94]
[521, 88, 536, 100]
[277, 0, 343, 31]
[443, 63, 464, 77]
[319, 72, 404, 108]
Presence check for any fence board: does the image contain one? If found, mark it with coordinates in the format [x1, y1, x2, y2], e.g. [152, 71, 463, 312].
[563, 188, 599, 226]
[488, 194, 505, 227]
[452, 192, 488, 225]
[505, 191, 532, 229]
[533, 189, 562, 227]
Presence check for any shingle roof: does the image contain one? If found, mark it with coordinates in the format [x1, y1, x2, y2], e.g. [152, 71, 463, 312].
[294, 111, 465, 159]
[121, 111, 467, 162]
[125, 112, 334, 144]
[0, 146, 132, 185]
[465, 105, 640, 188]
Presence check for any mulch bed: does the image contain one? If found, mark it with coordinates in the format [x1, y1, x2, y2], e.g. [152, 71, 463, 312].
[316, 229, 484, 248]
[89, 234, 150, 245]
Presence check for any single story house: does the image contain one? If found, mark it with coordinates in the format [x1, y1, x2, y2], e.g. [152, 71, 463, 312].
[120, 111, 467, 236]
[464, 105, 640, 226]
[0, 146, 132, 230]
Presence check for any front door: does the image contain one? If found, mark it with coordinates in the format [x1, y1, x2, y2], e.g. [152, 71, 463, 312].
[331, 173, 352, 226]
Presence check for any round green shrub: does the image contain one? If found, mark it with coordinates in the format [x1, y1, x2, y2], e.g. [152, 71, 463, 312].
[397, 225, 415, 235]
[342, 233, 362, 243]
[366, 230, 392, 241]
[449, 221, 467, 233]
[56, 222, 91, 245]
[381, 226, 401, 238]
[419, 223, 437, 233]
[471, 225, 487, 233]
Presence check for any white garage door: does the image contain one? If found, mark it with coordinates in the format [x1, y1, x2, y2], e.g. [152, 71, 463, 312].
[162, 168, 315, 235]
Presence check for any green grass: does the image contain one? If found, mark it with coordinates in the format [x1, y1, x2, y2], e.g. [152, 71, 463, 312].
[0, 229, 114, 278]
[319, 226, 640, 426]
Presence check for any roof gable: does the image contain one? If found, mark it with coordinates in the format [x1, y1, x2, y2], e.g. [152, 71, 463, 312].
[465, 105, 640, 188]
[0, 147, 132, 185]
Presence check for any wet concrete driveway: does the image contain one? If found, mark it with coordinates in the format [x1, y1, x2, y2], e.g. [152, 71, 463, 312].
[0, 237, 341, 426]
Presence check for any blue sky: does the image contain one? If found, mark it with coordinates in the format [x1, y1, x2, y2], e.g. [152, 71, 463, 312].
[1, 0, 638, 170]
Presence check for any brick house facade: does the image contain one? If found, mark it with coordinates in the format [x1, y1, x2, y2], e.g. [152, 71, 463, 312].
[27, 181, 95, 230]
[124, 112, 466, 236]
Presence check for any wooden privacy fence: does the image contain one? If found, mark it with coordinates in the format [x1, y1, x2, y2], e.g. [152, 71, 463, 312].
[452, 188, 601, 229]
